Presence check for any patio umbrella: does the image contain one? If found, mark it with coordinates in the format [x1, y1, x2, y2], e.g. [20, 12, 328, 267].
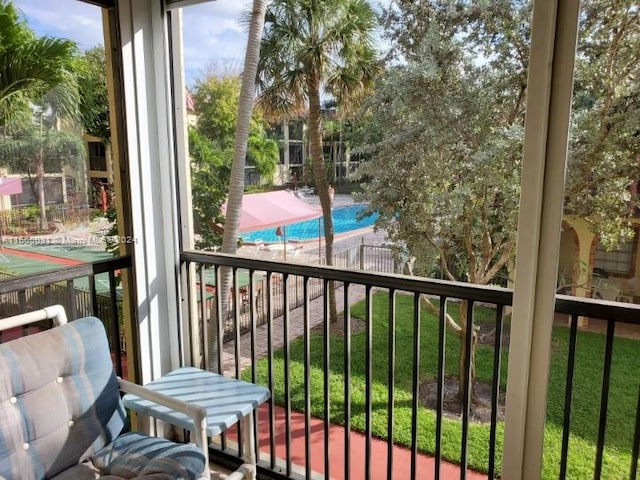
[221, 190, 322, 260]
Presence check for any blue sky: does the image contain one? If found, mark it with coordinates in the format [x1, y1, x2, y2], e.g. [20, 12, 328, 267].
[13, 0, 388, 86]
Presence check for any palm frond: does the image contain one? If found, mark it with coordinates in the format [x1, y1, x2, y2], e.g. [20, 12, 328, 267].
[256, 0, 379, 120]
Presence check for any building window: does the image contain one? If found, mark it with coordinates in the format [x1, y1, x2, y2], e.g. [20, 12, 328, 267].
[88, 141, 107, 171]
[594, 233, 637, 276]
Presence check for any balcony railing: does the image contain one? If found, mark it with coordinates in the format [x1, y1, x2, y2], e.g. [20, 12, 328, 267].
[0, 255, 132, 378]
[181, 250, 640, 480]
[2, 250, 638, 479]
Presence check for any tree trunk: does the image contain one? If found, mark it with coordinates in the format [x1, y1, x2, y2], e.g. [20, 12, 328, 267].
[36, 154, 46, 231]
[283, 120, 289, 185]
[458, 300, 477, 406]
[307, 73, 337, 322]
[213, 0, 268, 373]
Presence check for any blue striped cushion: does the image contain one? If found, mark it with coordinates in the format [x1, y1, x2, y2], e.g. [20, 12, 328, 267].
[92, 432, 205, 480]
[0, 317, 127, 479]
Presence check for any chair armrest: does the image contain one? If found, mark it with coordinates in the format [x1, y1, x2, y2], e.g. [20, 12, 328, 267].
[118, 378, 207, 430]
[118, 378, 211, 479]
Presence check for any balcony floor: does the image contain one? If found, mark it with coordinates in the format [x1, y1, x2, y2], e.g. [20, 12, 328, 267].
[223, 404, 488, 480]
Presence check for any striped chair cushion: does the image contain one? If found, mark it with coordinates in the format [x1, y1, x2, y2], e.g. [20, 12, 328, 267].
[0, 316, 205, 479]
[92, 432, 205, 480]
[0, 317, 127, 479]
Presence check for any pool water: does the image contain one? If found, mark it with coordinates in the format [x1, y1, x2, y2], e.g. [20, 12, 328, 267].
[241, 204, 378, 243]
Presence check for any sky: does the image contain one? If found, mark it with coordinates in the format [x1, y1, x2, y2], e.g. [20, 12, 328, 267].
[13, 0, 389, 87]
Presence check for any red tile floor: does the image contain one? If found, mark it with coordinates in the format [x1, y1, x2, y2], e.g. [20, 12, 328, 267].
[246, 404, 487, 480]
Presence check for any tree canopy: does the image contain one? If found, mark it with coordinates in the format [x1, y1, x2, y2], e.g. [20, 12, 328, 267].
[355, 0, 640, 399]
[359, 0, 640, 280]
[257, 0, 380, 321]
[357, 4, 525, 286]
[192, 75, 278, 179]
[190, 74, 278, 250]
[566, 0, 640, 246]
[77, 46, 110, 141]
[0, 0, 78, 133]
[0, 0, 83, 230]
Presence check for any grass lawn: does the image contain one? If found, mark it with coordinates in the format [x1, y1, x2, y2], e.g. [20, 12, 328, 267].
[245, 292, 639, 479]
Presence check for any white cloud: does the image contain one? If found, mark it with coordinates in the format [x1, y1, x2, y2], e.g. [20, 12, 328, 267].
[14, 0, 104, 51]
[181, 1, 252, 83]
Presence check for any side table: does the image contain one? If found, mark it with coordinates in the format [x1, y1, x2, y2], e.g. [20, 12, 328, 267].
[122, 367, 270, 480]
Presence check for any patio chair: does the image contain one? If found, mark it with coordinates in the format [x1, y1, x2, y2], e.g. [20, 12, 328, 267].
[0, 305, 207, 480]
[252, 239, 265, 256]
[591, 276, 622, 302]
[289, 245, 303, 258]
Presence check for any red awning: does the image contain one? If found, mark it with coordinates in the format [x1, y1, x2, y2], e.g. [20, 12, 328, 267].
[0, 178, 22, 195]
[222, 190, 321, 233]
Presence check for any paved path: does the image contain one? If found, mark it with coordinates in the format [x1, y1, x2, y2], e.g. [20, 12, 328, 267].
[224, 403, 487, 480]
[222, 282, 367, 376]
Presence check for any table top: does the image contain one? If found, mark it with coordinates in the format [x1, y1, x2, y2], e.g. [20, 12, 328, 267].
[122, 367, 270, 436]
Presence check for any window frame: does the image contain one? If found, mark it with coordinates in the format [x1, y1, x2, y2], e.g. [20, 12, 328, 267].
[593, 230, 638, 278]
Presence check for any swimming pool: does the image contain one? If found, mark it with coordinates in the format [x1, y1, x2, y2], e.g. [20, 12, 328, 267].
[241, 204, 378, 243]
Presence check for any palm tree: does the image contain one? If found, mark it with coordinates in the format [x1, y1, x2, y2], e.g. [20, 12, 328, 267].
[213, 0, 269, 371]
[221, 0, 269, 258]
[256, 0, 379, 321]
[0, 127, 84, 227]
[0, 1, 77, 125]
[0, 1, 79, 230]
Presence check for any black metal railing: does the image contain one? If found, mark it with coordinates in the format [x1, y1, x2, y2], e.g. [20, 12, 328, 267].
[181, 250, 513, 479]
[181, 250, 640, 480]
[553, 296, 640, 480]
[0, 255, 132, 378]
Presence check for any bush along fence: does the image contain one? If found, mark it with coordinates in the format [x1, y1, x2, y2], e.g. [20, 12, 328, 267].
[0, 203, 92, 234]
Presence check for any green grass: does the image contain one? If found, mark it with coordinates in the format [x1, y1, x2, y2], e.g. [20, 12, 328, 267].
[243, 293, 639, 479]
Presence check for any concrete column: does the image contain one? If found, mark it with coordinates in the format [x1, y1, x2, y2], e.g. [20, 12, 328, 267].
[115, 0, 182, 383]
[502, 1, 581, 478]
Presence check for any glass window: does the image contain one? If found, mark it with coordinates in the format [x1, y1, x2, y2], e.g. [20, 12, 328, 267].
[594, 234, 636, 276]
[0, 1, 128, 363]
[88, 141, 107, 171]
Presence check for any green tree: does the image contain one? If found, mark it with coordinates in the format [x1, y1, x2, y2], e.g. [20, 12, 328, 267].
[359, 0, 640, 401]
[190, 74, 278, 252]
[356, 23, 522, 401]
[565, 0, 640, 246]
[192, 75, 278, 180]
[77, 46, 110, 141]
[189, 128, 229, 250]
[256, 0, 379, 321]
[0, 1, 80, 230]
[192, 76, 241, 150]
[0, 126, 85, 230]
[0, 1, 78, 133]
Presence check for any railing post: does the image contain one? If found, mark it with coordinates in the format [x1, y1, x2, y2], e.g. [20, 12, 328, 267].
[503, 1, 580, 479]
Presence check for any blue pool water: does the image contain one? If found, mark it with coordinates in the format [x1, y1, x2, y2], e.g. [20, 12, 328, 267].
[240, 204, 378, 243]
